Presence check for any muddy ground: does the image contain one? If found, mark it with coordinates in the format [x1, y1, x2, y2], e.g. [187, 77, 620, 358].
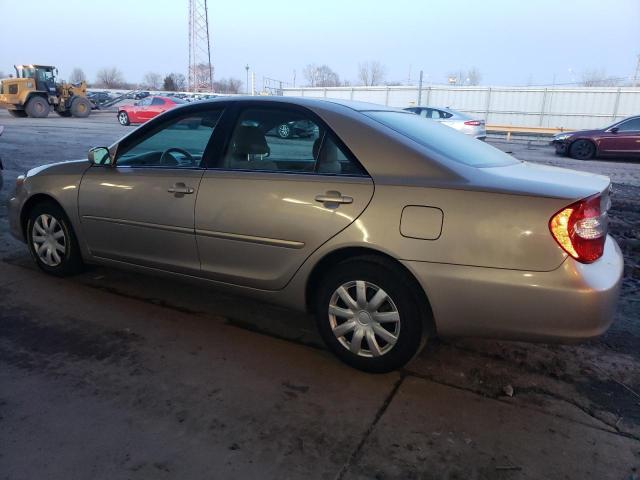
[0, 111, 638, 479]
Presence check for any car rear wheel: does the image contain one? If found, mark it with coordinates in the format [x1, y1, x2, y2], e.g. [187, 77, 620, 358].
[315, 257, 427, 373]
[569, 139, 595, 160]
[25, 96, 50, 118]
[118, 111, 130, 126]
[71, 97, 92, 118]
[26, 202, 84, 276]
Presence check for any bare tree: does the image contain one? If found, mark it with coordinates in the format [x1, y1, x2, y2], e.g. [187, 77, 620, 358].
[466, 67, 482, 85]
[357, 61, 386, 86]
[303, 64, 341, 87]
[142, 72, 162, 89]
[69, 68, 86, 84]
[581, 69, 619, 87]
[446, 67, 482, 86]
[213, 77, 242, 93]
[95, 67, 125, 88]
[163, 73, 187, 91]
[190, 63, 214, 91]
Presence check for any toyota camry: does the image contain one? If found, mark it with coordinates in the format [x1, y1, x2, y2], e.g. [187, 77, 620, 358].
[8, 97, 623, 372]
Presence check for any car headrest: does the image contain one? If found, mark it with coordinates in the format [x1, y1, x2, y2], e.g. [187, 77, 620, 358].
[314, 136, 341, 174]
[232, 125, 269, 156]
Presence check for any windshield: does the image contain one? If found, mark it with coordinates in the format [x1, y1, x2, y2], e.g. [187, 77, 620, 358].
[364, 110, 519, 167]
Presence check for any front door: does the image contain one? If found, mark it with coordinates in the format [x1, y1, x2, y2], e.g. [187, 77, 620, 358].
[78, 107, 225, 273]
[598, 117, 640, 155]
[195, 105, 374, 290]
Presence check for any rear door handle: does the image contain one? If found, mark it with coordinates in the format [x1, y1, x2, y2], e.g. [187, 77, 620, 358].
[168, 183, 194, 195]
[315, 191, 353, 205]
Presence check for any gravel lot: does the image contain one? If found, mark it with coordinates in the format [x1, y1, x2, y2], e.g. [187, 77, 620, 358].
[0, 110, 638, 479]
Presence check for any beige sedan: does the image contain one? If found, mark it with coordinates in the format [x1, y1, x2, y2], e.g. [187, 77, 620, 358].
[8, 97, 623, 372]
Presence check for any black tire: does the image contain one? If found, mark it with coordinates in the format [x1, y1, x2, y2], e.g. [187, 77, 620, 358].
[569, 139, 596, 160]
[277, 123, 292, 138]
[25, 96, 50, 118]
[56, 110, 72, 117]
[26, 202, 84, 276]
[315, 256, 428, 373]
[70, 97, 91, 118]
[8, 110, 28, 118]
[117, 111, 130, 126]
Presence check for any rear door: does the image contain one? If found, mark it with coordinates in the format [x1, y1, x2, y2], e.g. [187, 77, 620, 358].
[195, 104, 374, 290]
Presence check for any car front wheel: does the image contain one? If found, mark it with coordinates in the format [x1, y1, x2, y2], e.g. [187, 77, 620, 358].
[277, 123, 292, 138]
[315, 257, 427, 373]
[118, 111, 130, 126]
[569, 139, 596, 160]
[26, 202, 84, 276]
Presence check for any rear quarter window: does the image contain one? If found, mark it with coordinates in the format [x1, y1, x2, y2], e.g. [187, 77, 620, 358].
[364, 111, 518, 167]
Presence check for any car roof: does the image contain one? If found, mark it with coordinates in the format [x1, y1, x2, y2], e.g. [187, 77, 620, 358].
[192, 95, 403, 113]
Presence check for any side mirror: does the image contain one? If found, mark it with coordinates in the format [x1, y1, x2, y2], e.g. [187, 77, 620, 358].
[88, 147, 112, 166]
[610, 127, 619, 134]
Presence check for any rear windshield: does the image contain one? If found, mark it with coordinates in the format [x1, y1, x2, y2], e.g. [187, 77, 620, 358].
[364, 111, 519, 167]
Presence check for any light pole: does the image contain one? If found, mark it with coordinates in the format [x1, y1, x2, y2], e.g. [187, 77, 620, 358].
[245, 65, 249, 95]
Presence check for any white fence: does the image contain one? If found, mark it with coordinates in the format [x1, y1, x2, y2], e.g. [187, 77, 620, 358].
[282, 86, 640, 131]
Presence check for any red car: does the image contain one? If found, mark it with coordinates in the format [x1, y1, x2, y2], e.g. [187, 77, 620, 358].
[117, 96, 186, 126]
[551, 115, 640, 160]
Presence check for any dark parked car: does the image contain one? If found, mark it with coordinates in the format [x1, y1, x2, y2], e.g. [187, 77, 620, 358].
[87, 91, 112, 109]
[267, 120, 317, 138]
[134, 91, 150, 100]
[551, 115, 640, 159]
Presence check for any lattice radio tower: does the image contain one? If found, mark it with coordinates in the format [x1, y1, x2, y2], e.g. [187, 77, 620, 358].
[188, 0, 213, 92]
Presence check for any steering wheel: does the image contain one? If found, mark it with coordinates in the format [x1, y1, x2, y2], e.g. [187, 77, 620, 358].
[159, 147, 194, 166]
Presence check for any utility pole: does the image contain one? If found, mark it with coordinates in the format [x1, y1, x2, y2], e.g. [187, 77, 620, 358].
[188, 0, 213, 92]
[634, 54, 640, 87]
[417, 70, 424, 106]
[245, 65, 249, 94]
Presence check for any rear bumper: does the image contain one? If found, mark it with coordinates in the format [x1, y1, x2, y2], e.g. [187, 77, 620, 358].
[402, 236, 623, 342]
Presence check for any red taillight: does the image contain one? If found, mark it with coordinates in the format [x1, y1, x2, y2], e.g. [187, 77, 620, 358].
[549, 193, 608, 263]
[464, 120, 482, 126]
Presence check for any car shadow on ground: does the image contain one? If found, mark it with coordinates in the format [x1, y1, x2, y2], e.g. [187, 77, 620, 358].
[3, 249, 639, 442]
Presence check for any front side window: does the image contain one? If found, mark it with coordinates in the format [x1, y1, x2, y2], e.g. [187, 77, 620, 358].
[617, 118, 640, 132]
[116, 110, 223, 168]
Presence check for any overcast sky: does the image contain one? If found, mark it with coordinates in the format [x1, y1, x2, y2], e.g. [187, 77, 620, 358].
[1, 0, 638, 87]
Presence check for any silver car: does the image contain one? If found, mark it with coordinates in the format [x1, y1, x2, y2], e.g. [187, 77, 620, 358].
[404, 106, 487, 139]
[8, 97, 622, 372]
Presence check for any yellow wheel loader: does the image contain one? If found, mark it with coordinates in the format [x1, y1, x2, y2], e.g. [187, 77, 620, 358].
[0, 65, 92, 118]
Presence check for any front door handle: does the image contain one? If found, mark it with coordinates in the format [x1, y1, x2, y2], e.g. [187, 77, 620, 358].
[314, 191, 353, 205]
[168, 183, 194, 195]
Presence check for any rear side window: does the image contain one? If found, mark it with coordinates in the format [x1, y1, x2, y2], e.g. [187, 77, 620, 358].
[151, 97, 165, 106]
[220, 107, 367, 176]
[365, 111, 518, 167]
